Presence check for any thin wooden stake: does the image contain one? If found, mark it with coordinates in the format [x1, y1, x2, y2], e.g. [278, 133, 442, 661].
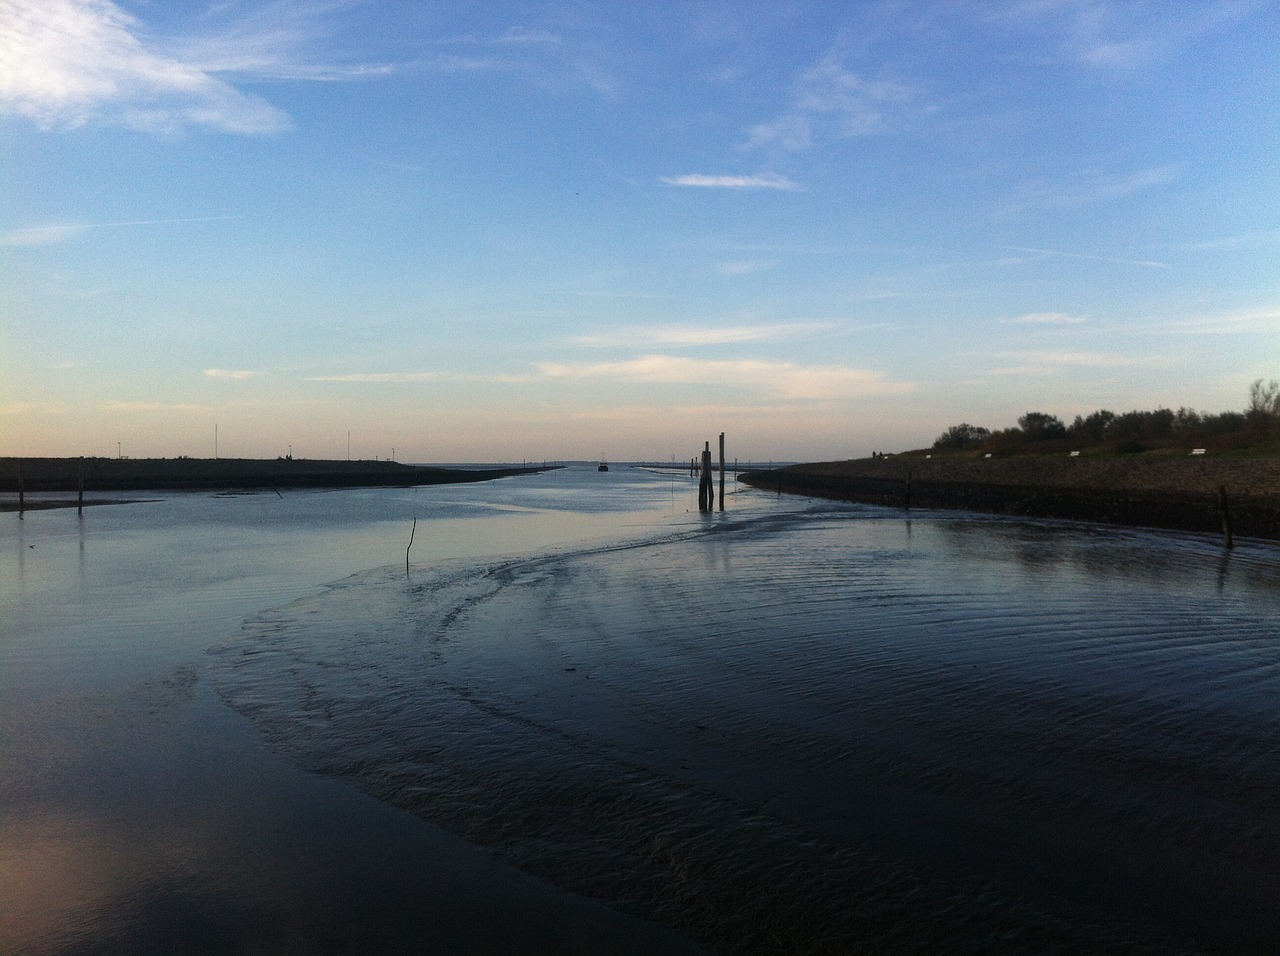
[406, 517, 417, 574]
[718, 432, 725, 512]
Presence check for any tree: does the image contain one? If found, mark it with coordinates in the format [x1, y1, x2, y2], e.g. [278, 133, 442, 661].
[1017, 412, 1067, 442]
[932, 423, 991, 450]
[1068, 410, 1114, 443]
[1246, 378, 1280, 437]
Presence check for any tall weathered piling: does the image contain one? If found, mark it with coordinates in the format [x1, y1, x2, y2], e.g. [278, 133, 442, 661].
[77, 457, 84, 515]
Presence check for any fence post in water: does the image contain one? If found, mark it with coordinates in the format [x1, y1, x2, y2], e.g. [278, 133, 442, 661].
[1218, 485, 1234, 550]
[719, 432, 725, 512]
[17, 460, 23, 517]
[77, 457, 84, 515]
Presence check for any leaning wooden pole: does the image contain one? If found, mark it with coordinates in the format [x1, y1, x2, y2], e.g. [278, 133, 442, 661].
[718, 432, 725, 511]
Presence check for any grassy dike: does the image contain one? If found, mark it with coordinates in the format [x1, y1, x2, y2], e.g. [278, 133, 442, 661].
[741, 454, 1280, 541]
[1, 457, 557, 506]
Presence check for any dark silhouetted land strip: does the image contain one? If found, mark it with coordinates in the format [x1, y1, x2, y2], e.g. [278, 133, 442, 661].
[1, 457, 557, 510]
[742, 455, 1280, 540]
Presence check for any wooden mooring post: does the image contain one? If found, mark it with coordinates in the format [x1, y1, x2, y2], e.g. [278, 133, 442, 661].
[698, 441, 714, 512]
[77, 457, 84, 515]
[17, 460, 24, 517]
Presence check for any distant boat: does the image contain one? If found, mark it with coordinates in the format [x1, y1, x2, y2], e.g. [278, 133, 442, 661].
[597, 461, 609, 472]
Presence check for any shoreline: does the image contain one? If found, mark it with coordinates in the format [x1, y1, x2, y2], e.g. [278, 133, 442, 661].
[0, 457, 557, 501]
[741, 455, 1280, 541]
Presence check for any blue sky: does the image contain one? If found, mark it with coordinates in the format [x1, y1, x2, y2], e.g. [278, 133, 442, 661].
[2, 0, 1277, 463]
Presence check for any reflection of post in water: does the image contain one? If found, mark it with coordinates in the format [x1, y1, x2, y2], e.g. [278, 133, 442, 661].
[1218, 485, 1234, 549]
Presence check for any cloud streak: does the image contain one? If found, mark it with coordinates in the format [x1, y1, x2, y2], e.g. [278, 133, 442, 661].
[1002, 245, 1169, 269]
[3, 216, 239, 247]
[661, 174, 799, 190]
[571, 322, 830, 348]
[537, 354, 914, 400]
[203, 368, 254, 380]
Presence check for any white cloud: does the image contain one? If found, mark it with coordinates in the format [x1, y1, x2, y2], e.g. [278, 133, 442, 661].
[572, 322, 830, 348]
[0, 0, 291, 133]
[203, 368, 254, 379]
[661, 173, 799, 190]
[537, 354, 915, 400]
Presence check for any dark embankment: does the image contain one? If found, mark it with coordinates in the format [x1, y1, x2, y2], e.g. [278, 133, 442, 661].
[741, 455, 1280, 540]
[1, 457, 556, 502]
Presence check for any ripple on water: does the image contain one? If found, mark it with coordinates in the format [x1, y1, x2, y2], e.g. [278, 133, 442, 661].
[209, 512, 1280, 954]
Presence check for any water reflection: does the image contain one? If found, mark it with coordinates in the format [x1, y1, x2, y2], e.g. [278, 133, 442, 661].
[210, 503, 1280, 953]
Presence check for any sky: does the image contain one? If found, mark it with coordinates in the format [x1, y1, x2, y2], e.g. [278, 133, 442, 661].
[2, 0, 1277, 464]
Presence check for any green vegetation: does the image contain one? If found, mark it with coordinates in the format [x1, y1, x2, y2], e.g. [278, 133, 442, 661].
[931, 379, 1279, 457]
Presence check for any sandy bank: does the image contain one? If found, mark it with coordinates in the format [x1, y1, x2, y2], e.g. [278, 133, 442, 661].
[741, 455, 1280, 540]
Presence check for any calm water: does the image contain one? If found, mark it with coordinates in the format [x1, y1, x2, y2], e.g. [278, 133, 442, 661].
[4, 466, 1278, 954]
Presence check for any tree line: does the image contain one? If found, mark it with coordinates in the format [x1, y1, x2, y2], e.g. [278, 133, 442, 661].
[932, 379, 1280, 454]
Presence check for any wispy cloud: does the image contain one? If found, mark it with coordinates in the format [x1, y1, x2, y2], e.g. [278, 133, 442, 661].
[998, 1, 1255, 71]
[1000, 166, 1179, 216]
[537, 354, 915, 400]
[717, 260, 777, 276]
[988, 349, 1158, 376]
[105, 401, 206, 412]
[0, 0, 290, 133]
[1005, 312, 1088, 325]
[661, 173, 799, 191]
[1164, 306, 1280, 335]
[0, 0, 389, 134]
[1001, 245, 1169, 269]
[306, 372, 442, 383]
[3, 216, 238, 247]
[571, 322, 830, 348]
[203, 368, 254, 380]
[745, 52, 918, 152]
